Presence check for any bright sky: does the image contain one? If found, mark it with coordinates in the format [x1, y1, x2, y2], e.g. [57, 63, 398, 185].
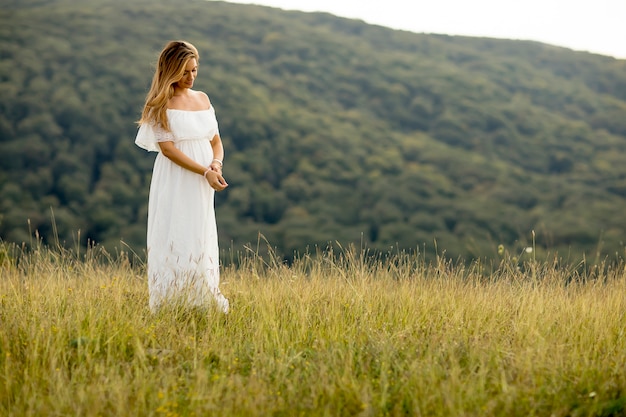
[220, 0, 626, 59]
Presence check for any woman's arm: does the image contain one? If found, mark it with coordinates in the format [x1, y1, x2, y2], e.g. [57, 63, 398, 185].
[209, 134, 224, 173]
[158, 141, 228, 191]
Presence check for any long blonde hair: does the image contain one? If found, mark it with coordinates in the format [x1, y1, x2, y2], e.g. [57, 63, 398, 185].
[138, 40, 199, 131]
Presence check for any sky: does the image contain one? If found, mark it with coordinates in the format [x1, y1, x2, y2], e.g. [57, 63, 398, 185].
[219, 0, 626, 59]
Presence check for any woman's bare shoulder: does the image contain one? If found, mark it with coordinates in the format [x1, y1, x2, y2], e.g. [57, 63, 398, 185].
[168, 90, 211, 111]
[193, 90, 211, 108]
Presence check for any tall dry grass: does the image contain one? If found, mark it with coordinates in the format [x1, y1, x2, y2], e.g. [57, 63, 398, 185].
[1, 240, 625, 416]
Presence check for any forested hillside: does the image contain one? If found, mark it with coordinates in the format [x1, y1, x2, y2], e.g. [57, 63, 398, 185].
[1, 0, 625, 262]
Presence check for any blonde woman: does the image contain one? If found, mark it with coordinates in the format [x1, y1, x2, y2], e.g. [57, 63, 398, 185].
[135, 40, 229, 313]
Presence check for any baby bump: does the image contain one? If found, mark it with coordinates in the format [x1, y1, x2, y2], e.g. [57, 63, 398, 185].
[176, 139, 214, 166]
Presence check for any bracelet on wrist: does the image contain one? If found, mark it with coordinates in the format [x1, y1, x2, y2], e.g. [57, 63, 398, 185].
[212, 158, 223, 167]
[203, 168, 211, 178]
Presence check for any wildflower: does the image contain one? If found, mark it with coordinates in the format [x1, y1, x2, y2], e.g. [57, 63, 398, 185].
[497, 244, 504, 256]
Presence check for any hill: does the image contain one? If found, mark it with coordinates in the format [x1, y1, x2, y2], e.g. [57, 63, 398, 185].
[0, 0, 625, 262]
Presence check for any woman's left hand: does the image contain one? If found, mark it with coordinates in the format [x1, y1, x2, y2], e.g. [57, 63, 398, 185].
[209, 161, 222, 173]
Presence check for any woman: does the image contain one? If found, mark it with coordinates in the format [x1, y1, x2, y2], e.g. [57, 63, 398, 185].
[135, 40, 229, 313]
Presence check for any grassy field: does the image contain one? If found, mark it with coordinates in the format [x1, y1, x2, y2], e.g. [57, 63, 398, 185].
[1, 241, 625, 416]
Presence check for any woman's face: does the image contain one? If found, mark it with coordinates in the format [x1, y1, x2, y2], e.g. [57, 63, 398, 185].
[176, 58, 198, 90]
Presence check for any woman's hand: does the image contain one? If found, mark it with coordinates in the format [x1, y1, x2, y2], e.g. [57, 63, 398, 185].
[209, 160, 222, 173]
[204, 169, 228, 191]
[158, 141, 228, 191]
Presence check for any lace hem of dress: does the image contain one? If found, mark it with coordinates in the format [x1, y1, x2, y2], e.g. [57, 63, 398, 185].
[154, 124, 175, 142]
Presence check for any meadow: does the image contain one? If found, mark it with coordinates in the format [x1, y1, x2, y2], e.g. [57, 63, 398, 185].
[1, 240, 625, 416]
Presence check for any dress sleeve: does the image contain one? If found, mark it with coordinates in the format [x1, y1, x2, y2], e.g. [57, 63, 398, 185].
[212, 106, 221, 140]
[135, 123, 175, 152]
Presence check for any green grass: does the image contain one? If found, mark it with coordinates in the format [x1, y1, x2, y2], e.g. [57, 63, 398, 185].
[1, 241, 625, 416]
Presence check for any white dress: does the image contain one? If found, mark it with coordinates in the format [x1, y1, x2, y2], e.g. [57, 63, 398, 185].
[135, 107, 229, 313]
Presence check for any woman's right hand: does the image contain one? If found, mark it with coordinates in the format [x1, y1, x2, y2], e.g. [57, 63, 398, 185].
[204, 169, 228, 191]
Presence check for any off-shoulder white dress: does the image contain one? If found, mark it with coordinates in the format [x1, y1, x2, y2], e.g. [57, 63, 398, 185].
[135, 107, 229, 313]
